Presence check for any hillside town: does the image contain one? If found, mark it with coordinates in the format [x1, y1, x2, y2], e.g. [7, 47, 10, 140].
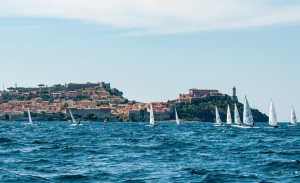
[0, 82, 238, 121]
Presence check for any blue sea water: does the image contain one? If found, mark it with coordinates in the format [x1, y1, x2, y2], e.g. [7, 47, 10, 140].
[0, 122, 300, 183]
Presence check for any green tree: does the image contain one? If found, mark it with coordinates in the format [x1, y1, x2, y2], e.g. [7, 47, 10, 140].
[124, 98, 129, 103]
[7, 87, 14, 91]
[56, 111, 65, 121]
[132, 100, 136, 104]
[129, 114, 135, 122]
[63, 102, 68, 108]
[104, 115, 109, 121]
[115, 115, 120, 121]
[86, 113, 95, 121]
[4, 114, 9, 121]
[38, 84, 45, 87]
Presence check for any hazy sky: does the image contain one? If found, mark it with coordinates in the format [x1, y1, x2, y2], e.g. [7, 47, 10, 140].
[1, 0, 300, 121]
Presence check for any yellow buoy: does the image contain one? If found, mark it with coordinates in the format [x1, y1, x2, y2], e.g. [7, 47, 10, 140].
[104, 120, 107, 124]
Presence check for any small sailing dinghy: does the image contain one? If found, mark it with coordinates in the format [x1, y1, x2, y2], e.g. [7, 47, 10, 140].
[69, 108, 82, 126]
[265, 100, 278, 128]
[288, 106, 298, 126]
[226, 105, 232, 126]
[25, 109, 36, 125]
[236, 96, 258, 128]
[149, 104, 157, 127]
[175, 108, 182, 125]
[232, 104, 242, 127]
[213, 107, 223, 126]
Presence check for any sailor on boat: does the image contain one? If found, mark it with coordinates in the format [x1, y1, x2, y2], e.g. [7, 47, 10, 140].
[78, 121, 81, 125]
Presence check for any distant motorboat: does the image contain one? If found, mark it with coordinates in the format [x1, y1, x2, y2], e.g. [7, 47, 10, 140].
[175, 108, 182, 125]
[213, 107, 223, 126]
[226, 105, 232, 125]
[266, 100, 278, 128]
[289, 106, 298, 126]
[69, 108, 82, 126]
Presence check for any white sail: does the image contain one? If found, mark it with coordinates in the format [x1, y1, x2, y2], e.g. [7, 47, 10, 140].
[291, 106, 297, 125]
[68, 108, 77, 125]
[243, 96, 254, 126]
[28, 109, 33, 124]
[175, 108, 180, 125]
[234, 104, 241, 125]
[226, 105, 232, 125]
[215, 107, 222, 125]
[150, 104, 155, 125]
[268, 100, 278, 126]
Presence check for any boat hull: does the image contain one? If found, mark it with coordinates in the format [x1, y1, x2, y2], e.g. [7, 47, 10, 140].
[70, 124, 83, 126]
[235, 125, 259, 129]
[264, 126, 279, 128]
[213, 124, 223, 126]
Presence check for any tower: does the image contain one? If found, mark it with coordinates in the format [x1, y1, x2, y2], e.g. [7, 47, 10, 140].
[231, 86, 238, 102]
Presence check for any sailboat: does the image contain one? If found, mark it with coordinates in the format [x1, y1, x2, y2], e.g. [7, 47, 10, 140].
[213, 107, 223, 126]
[149, 104, 157, 127]
[288, 106, 298, 126]
[266, 100, 278, 128]
[237, 96, 257, 128]
[69, 108, 82, 126]
[175, 108, 182, 125]
[226, 105, 232, 125]
[25, 108, 36, 125]
[232, 104, 242, 127]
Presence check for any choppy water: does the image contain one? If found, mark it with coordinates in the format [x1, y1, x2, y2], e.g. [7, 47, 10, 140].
[0, 122, 300, 182]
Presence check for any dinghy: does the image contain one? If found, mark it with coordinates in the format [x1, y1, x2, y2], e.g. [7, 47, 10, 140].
[175, 108, 182, 125]
[149, 104, 157, 127]
[226, 105, 232, 125]
[265, 100, 278, 128]
[232, 104, 242, 127]
[25, 109, 36, 125]
[288, 106, 298, 126]
[69, 108, 82, 126]
[236, 96, 258, 128]
[213, 107, 223, 126]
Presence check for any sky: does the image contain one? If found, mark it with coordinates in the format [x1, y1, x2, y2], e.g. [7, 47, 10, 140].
[0, 0, 300, 121]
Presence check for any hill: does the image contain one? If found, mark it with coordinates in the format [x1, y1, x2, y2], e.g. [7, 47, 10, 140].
[177, 98, 268, 122]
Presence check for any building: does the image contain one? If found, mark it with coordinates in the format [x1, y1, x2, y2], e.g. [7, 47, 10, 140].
[179, 96, 190, 103]
[65, 82, 111, 90]
[66, 91, 79, 99]
[52, 92, 63, 98]
[189, 88, 219, 98]
[99, 82, 110, 89]
[231, 86, 238, 102]
[76, 100, 97, 107]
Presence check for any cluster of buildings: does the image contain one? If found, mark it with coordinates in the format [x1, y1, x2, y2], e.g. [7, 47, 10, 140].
[0, 82, 238, 121]
[179, 87, 238, 103]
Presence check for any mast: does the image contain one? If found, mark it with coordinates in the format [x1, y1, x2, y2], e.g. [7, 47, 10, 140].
[291, 106, 297, 125]
[227, 105, 232, 125]
[215, 107, 222, 125]
[150, 104, 155, 125]
[234, 104, 241, 125]
[243, 96, 254, 126]
[175, 108, 180, 125]
[268, 100, 278, 126]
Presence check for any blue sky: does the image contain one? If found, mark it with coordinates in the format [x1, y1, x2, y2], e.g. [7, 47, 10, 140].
[1, 0, 300, 121]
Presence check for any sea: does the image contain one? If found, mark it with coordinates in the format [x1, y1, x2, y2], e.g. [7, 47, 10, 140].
[0, 122, 300, 182]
